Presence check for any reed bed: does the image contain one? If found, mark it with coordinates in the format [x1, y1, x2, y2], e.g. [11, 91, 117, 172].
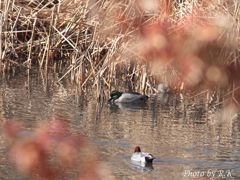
[0, 0, 239, 103]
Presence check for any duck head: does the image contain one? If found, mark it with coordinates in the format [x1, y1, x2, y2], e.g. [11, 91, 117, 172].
[134, 146, 141, 153]
[108, 90, 123, 102]
[158, 83, 170, 94]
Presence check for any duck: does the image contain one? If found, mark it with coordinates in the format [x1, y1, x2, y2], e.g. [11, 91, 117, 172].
[108, 90, 148, 103]
[131, 146, 155, 164]
[157, 83, 171, 105]
[158, 83, 170, 94]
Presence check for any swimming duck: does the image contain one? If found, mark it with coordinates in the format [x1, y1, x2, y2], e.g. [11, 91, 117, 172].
[108, 91, 148, 103]
[158, 83, 170, 94]
[157, 84, 171, 105]
[131, 146, 155, 164]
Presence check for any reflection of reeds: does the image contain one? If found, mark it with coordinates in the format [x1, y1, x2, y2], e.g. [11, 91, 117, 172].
[0, 1, 239, 101]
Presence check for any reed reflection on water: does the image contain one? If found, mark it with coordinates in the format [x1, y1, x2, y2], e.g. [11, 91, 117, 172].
[0, 77, 240, 179]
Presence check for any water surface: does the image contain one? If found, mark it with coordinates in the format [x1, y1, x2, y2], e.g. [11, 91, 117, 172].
[0, 75, 239, 179]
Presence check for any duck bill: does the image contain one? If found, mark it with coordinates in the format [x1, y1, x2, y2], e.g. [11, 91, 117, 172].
[108, 97, 113, 103]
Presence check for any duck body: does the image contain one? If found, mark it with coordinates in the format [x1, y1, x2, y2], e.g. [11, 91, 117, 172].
[108, 91, 148, 103]
[158, 83, 170, 94]
[131, 146, 155, 164]
[131, 152, 155, 164]
[157, 84, 172, 105]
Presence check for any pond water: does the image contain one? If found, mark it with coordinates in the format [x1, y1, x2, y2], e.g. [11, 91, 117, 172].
[0, 75, 240, 179]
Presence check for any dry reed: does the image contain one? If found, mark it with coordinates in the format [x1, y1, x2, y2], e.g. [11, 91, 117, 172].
[0, 0, 239, 104]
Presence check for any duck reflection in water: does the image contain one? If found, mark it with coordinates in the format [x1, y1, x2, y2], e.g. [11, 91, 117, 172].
[109, 102, 148, 111]
[130, 160, 154, 172]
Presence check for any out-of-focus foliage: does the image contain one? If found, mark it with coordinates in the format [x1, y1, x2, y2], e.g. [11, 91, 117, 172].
[3, 117, 114, 179]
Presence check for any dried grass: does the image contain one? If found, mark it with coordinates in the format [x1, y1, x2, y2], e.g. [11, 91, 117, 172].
[0, 0, 239, 101]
